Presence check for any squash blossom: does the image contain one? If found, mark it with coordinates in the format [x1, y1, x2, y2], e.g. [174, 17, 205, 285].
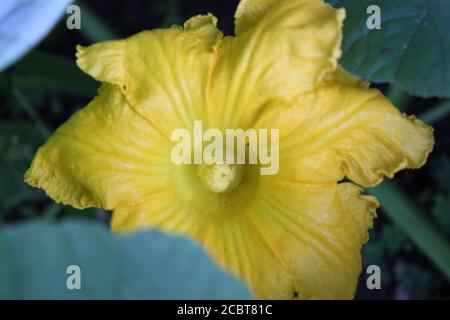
[24, 0, 434, 299]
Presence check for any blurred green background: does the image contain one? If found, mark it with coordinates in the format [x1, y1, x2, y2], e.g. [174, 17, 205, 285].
[0, 0, 449, 299]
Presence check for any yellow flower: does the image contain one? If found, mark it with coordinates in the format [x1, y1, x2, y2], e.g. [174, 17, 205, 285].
[25, 0, 434, 299]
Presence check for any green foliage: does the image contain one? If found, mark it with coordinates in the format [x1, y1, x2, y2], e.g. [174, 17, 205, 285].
[0, 221, 253, 299]
[329, 0, 450, 98]
[0, 122, 44, 215]
[429, 155, 450, 237]
[420, 100, 450, 124]
[432, 194, 450, 234]
[7, 51, 97, 97]
[77, 1, 120, 42]
[431, 155, 450, 193]
[395, 262, 435, 299]
[369, 181, 450, 280]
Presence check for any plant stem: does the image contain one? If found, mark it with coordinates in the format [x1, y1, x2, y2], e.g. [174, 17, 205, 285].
[419, 100, 450, 124]
[369, 180, 450, 279]
[387, 86, 412, 112]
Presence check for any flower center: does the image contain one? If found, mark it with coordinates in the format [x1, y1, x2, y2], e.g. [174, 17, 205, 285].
[197, 163, 243, 193]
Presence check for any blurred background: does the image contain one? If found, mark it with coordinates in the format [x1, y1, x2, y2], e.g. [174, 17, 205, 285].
[0, 0, 449, 299]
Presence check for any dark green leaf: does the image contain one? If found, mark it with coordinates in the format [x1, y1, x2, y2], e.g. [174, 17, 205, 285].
[9, 51, 97, 96]
[329, 0, 450, 98]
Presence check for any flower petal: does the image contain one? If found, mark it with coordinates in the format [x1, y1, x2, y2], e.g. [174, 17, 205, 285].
[241, 180, 378, 299]
[24, 85, 172, 210]
[234, 0, 278, 35]
[111, 187, 198, 235]
[321, 66, 370, 88]
[184, 14, 223, 42]
[207, 0, 344, 128]
[257, 83, 434, 186]
[76, 15, 222, 132]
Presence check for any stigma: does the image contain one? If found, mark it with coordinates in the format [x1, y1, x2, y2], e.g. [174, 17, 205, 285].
[197, 163, 243, 193]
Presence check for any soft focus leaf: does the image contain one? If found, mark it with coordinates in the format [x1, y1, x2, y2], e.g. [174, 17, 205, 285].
[77, 1, 119, 42]
[0, 162, 41, 214]
[0, 121, 44, 160]
[419, 100, 450, 124]
[431, 155, 450, 193]
[381, 225, 407, 254]
[369, 181, 450, 279]
[329, 0, 450, 98]
[0, 0, 73, 71]
[6, 51, 97, 96]
[395, 262, 434, 299]
[0, 121, 44, 214]
[0, 221, 253, 299]
[432, 194, 450, 234]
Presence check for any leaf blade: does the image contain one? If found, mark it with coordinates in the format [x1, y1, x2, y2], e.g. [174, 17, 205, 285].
[0, 221, 253, 299]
